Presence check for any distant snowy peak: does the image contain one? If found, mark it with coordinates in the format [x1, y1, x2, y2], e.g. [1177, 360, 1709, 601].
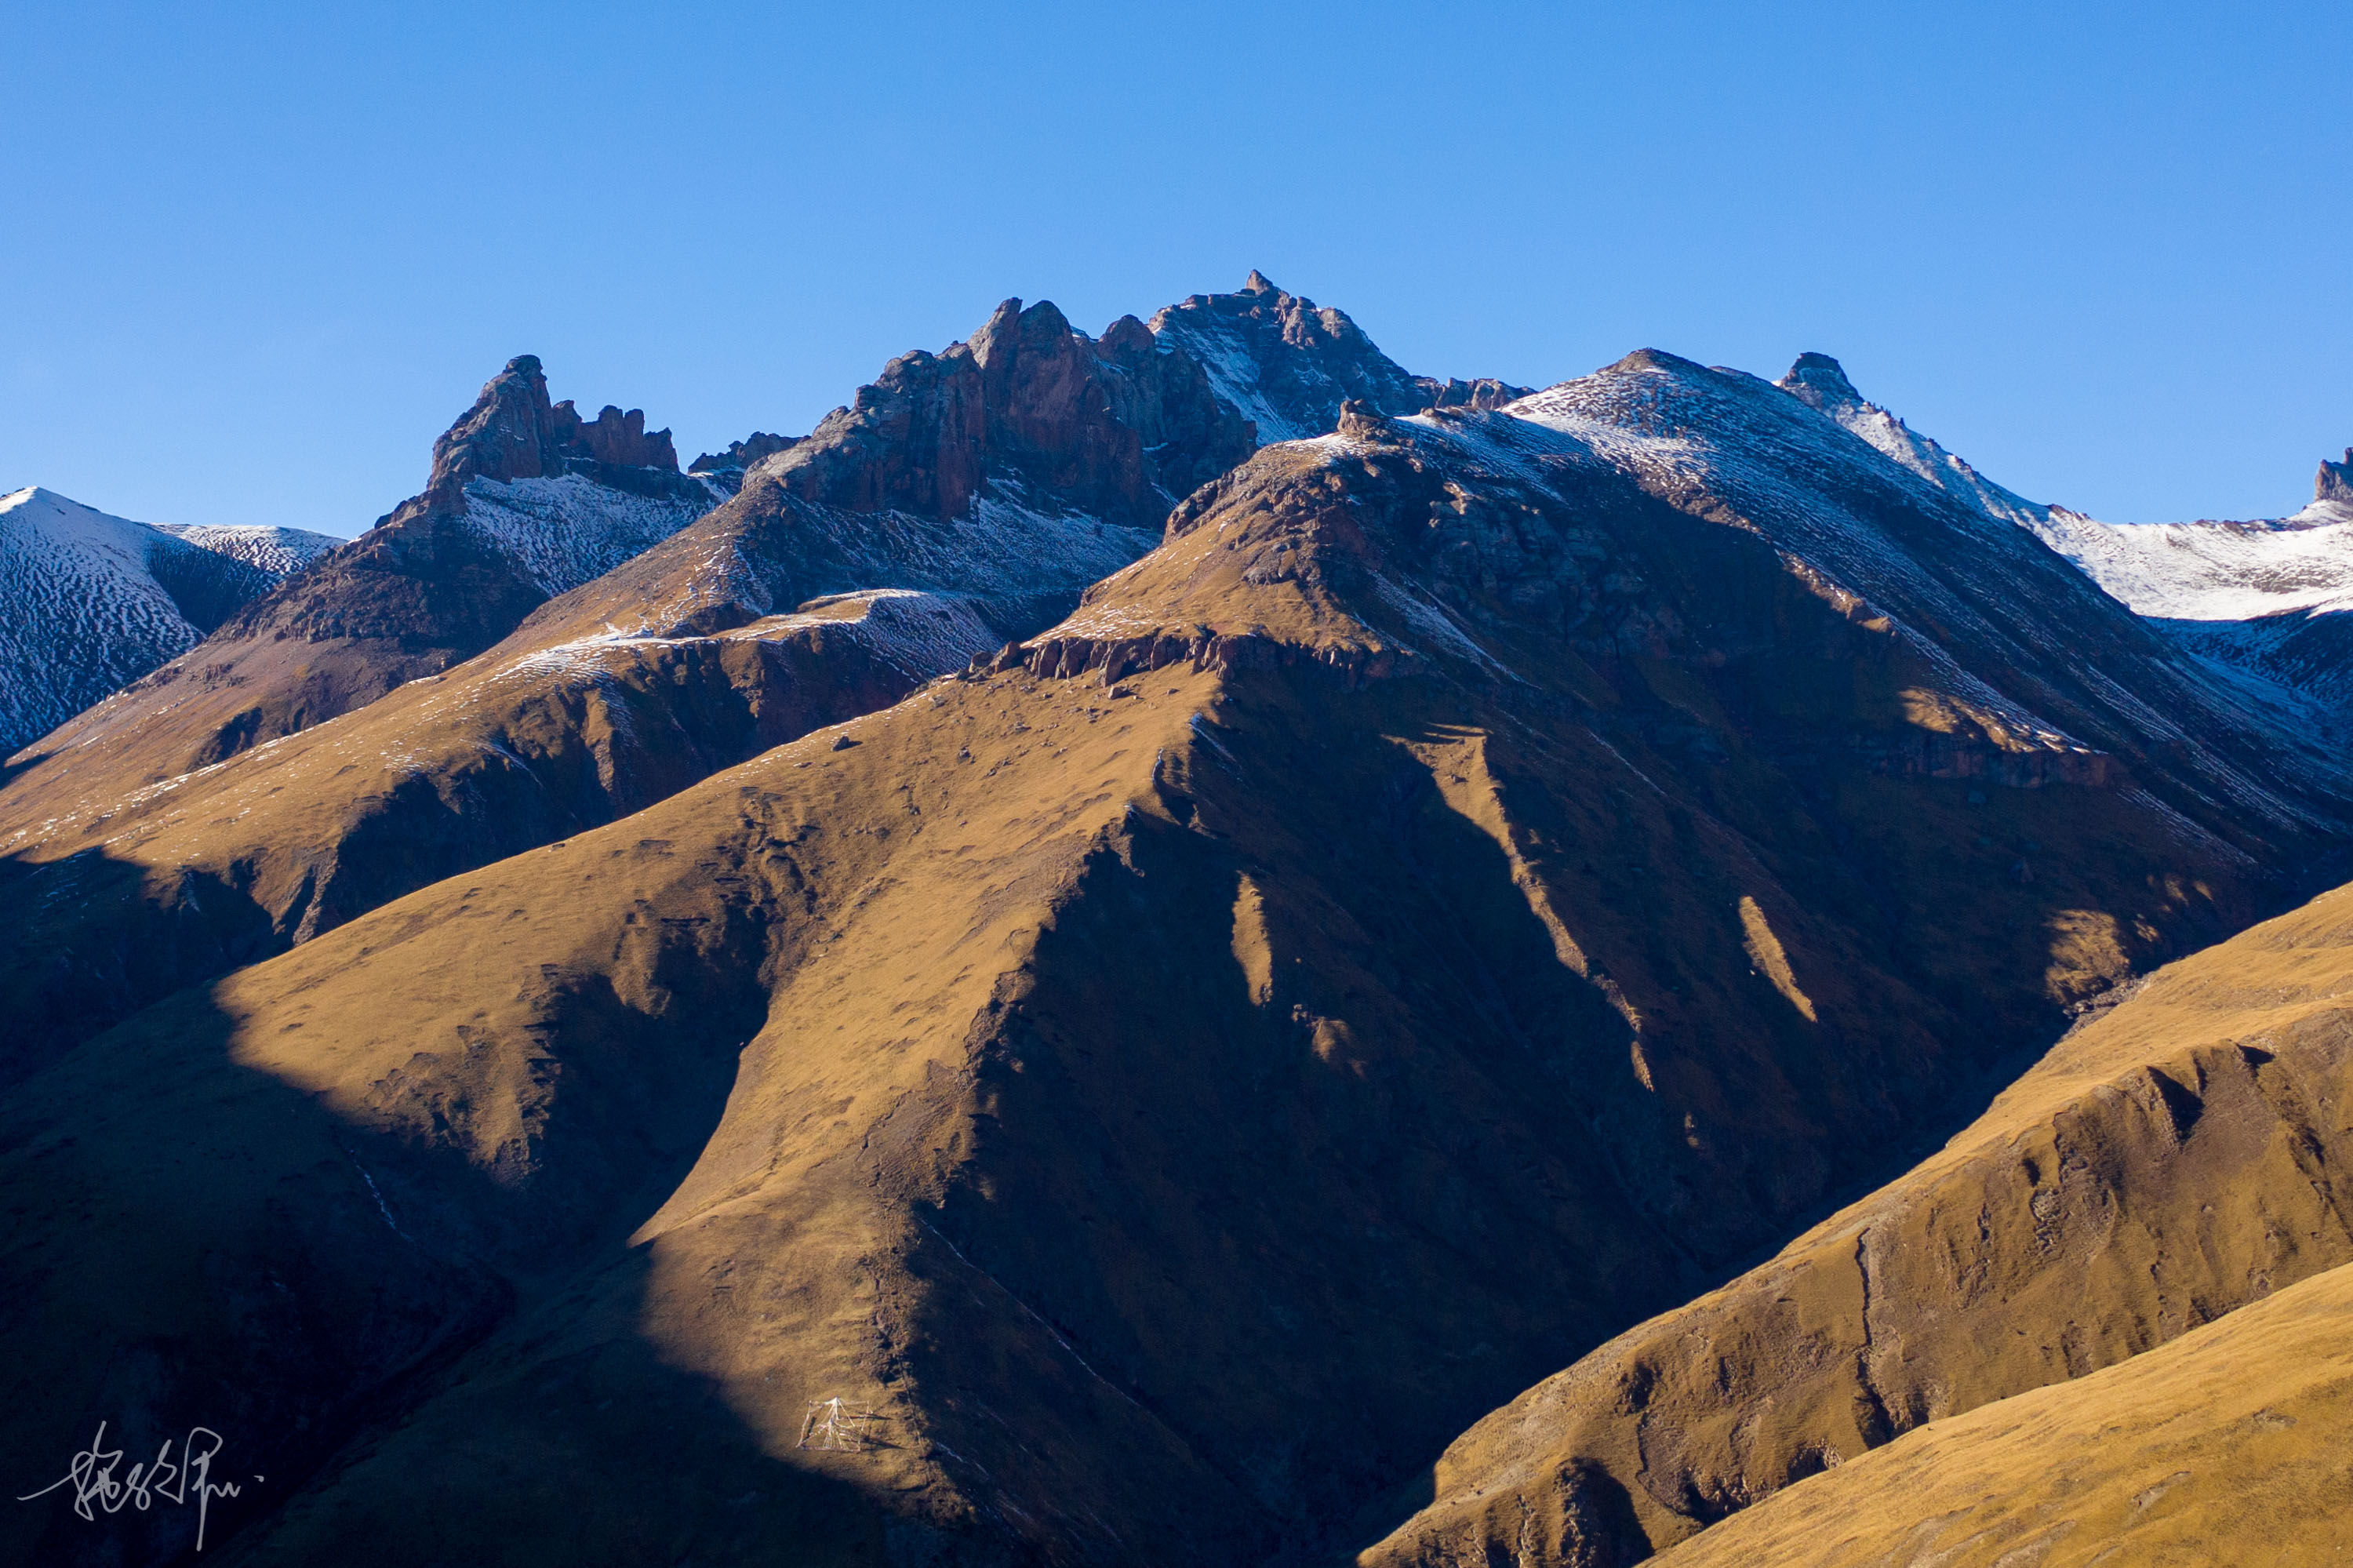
[2025, 502, 2353, 623]
[1147, 271, 1528, 444]
[0, 487, 329, 755]
[1775, 351, 2048, 529]
[153, 521, 341, 577]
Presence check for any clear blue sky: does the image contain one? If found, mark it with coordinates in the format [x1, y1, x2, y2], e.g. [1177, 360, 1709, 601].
[5, 1, 2347, 536]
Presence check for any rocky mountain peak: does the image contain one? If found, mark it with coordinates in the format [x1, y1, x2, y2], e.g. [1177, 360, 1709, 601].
[758, 297, 1253, 529]
[688, 431, 798, 478]
[422, 355, 686, 511]
[1777, 350, 1866, 412]
[2320, 447, 2353, 506]
[1096, 312, 1156, 360]
[1147, 275, 1429, 441]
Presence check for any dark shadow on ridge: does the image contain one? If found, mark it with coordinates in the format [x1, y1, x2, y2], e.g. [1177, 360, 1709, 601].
[0, 853, 887, 1566]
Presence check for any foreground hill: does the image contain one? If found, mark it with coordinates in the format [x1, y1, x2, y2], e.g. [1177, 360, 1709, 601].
[1363, 864, 2353, 1565]
[1643, 1250, 2353, 1566]
[0, 486, 336, 755]
[7, 344, 2351, 1563]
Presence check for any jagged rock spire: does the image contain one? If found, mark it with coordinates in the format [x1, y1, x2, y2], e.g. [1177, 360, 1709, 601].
[424, 355, 679, 507]
[2319, 448, 2353, 506]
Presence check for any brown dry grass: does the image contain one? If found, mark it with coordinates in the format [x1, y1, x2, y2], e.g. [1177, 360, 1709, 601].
[1653, 1255, 2353, 1567]
[1364, 875, 2353, 1567]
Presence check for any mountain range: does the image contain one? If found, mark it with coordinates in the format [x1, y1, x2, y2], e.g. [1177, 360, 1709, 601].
[5, 273, 2351, 1567]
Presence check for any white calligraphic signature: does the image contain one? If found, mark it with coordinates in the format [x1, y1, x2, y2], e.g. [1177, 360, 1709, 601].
[16, 1421, 259, 1552]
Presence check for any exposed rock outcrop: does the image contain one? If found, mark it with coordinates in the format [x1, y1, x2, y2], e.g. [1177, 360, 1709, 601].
[2319, 446, 2353, 507]
[688, 430, 798, 478]
[1775, 347, 1867, 411]
[424, 355, 700, 505]
[768, 297, 1253, 529]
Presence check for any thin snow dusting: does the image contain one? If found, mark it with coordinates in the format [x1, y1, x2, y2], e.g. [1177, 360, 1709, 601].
[460, 475, 718, 598]
[1149, 317, 1318, 443]
[0, 487, 206, 754]
[154, 522, 342, 576]
[1801, 388, 2048, 530]
[496, 590, 998, 694]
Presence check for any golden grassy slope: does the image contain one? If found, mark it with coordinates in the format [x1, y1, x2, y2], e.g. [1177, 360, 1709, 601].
[1362, 874, 2353, 1567]
[1650, 1255, 2353, 1568]
[5, 662, 1248, 1565]
[0, 593, 978, 1075]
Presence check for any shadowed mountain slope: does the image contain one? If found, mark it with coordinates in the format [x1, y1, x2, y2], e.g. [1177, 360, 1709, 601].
[1362, 870, 2353, 1566]
[9, 345, 2353, 1564]
[0, 590, 999, 1081]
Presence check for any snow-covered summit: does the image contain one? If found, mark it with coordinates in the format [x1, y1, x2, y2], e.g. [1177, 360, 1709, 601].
[0, 486, 334, 755]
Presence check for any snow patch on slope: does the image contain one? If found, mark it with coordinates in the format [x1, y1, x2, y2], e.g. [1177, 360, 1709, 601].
[2024, 502, 2353, 623]
[0, 488, 209, 754]
[153, 522, 341, 577]
[488, 591, 998, 726]
[459, 474, 721, 598]
[1151, 315, 1316, 442]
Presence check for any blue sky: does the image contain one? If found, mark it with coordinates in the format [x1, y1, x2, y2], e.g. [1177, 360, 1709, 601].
[4, 1, 2346, 536]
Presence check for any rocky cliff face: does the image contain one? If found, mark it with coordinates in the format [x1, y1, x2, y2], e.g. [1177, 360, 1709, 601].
[2320, 446, 2353, 507]
[764, 297, 1253, 529]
